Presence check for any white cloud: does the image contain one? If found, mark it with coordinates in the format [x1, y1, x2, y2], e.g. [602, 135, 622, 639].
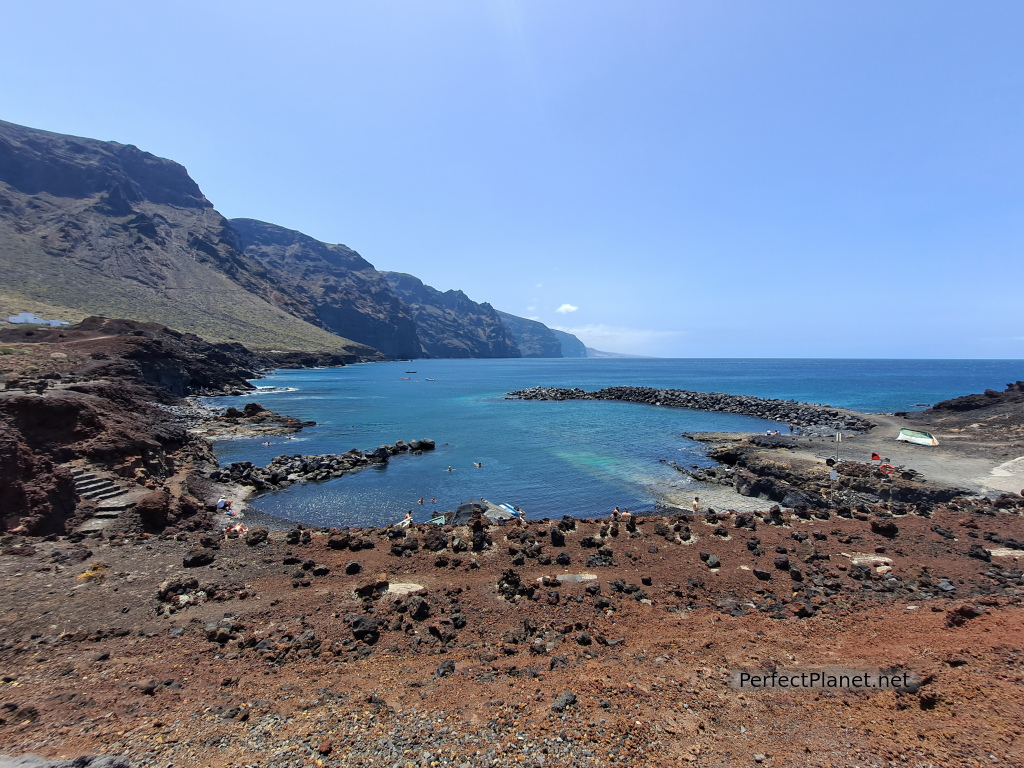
[535, 283, 543, 289]
[555, 303, 579, 314]
[526, 306, 537, 312]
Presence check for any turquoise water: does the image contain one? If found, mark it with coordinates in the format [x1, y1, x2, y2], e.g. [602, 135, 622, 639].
[207, 358, 1023, 527]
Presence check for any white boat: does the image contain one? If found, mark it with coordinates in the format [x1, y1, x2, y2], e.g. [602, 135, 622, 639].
[896, 428, 938, 446]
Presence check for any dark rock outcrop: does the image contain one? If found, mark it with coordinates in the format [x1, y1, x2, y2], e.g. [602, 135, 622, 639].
[927, 382, 1024, 413]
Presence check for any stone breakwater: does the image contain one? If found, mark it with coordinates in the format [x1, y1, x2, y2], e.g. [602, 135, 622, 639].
[208, 439, 435, 492]
[508, 386, 873, 434]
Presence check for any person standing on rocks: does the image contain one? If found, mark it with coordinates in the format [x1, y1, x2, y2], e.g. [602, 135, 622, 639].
[692, 497, 700, 514]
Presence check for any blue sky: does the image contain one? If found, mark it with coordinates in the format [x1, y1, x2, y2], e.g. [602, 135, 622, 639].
[3, 1, 1022, 358]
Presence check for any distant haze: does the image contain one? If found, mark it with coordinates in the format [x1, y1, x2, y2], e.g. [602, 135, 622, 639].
[3, 1, 1022, 358]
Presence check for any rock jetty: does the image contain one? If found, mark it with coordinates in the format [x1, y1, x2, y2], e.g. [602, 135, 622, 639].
[208, 439, 435, 491]
[508, 386, 873, 434]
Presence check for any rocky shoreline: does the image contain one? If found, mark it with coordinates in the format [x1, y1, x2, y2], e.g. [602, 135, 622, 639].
[669, 433, 968, 513]
[209, 439, 436, 493]
[508, 386, 873, 436]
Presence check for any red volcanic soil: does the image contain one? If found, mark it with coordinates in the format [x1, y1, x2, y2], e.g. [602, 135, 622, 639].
[2, 504, 1024, 768]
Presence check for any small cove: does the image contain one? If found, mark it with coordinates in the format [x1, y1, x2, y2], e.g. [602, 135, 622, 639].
[205, 357, 1023, 528]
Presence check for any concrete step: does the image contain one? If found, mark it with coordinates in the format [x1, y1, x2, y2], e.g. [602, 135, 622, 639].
[82, 487, 124, 501]
[78, 479, 117, 491]
[96, 499, 136, 513]
[77, 519, 110, 532]
[93, 510, 124, 519]
[75, 479, 112, 492]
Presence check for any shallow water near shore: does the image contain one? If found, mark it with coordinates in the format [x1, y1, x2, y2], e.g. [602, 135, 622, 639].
[206, 358, 1022, 527]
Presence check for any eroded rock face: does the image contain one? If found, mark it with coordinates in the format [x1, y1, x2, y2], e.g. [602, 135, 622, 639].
[0, 417, 76, 535]
[496, 311, 564, 358]
[383, 272, 522, 359]
[0, 320, 241, 534]
[231, 218, 422, 360]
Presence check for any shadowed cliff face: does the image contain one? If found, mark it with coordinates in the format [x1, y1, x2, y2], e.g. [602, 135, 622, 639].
[496, 311, 563, 358]
[383, 272, 521, 359]
[230, 218, 422, 359]
[0, 120, 375, 355]
[0, 120, 209, 209]
[552, 329, 587, 358]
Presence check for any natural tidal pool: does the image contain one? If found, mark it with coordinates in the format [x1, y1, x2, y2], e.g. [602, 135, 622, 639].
[206, 357, 1023, 527]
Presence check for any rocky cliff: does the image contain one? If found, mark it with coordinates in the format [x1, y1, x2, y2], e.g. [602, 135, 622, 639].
[552, 329, 588, 358]
[0, 317, 269, 534]
[0, 120, 374, 355]
[230, 218, 422, 359]
[496, 311, 563, 357]
[383, 272, 521, 358]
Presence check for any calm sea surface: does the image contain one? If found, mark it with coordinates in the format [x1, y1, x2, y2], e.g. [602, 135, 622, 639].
[206, 358, 1023, 527]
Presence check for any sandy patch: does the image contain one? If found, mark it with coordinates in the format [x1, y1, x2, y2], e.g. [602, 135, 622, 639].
[989, 548, 1024, 558]
[385, 582, 424, 596]
[981, 455, 1024, 495]
[842, 552, 893, 566]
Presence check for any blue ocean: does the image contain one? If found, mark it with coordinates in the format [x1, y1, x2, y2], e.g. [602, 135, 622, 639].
[206, 358, 1022, 527]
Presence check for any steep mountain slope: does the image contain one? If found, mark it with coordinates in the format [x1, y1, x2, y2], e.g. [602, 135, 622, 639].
[383, 272, 521, 358]
[230, 218, 421, 359]
[0, 120, 375, 355]
[552, 329, 588, 358]
[495, 311, 563, 358]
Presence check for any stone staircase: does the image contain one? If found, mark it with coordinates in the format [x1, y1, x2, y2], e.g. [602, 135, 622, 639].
[73, 469, 125, 502]
[70, 466, 144, 532]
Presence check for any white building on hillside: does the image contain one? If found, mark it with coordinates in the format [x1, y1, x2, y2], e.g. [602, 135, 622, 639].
[7, 312, 70, 326]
